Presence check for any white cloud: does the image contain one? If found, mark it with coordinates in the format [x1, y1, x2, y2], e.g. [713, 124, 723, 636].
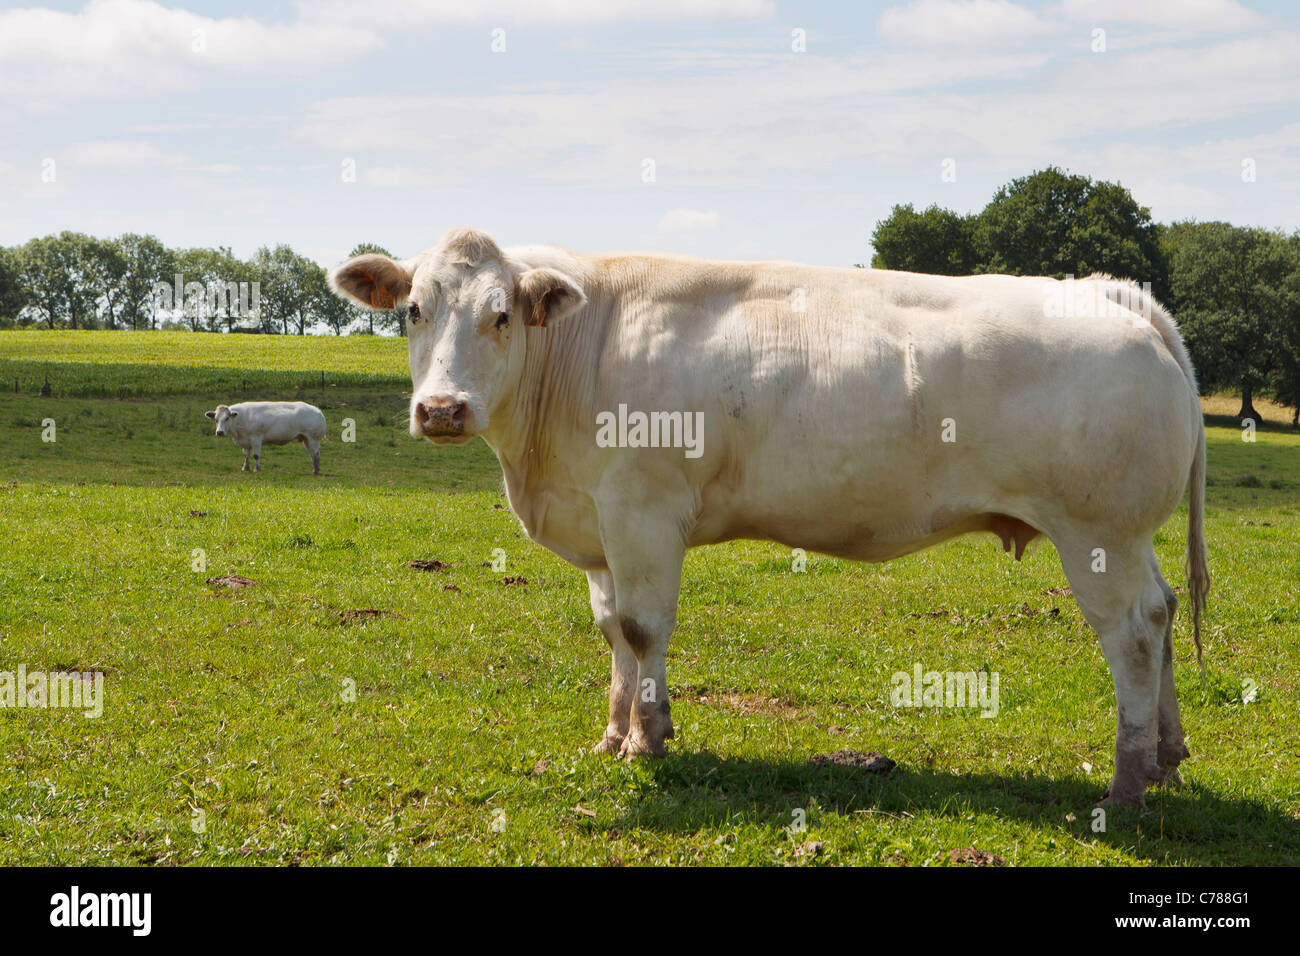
[0, 0, 775, 114]
[1059, 0, 1263, 32]
[877, 0, 1055, 48]
[303, 0, 774, 27]
[181, 163, 241, 175]
[63, 140, 187, 167]
[361, 164, 468, 188]
[0, 0, 383, 110]
[657, 208, 720, 233]
[290, 45, 1053, 189]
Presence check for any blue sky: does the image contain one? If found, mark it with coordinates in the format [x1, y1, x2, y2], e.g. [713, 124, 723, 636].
[1, 0, 1297, 269]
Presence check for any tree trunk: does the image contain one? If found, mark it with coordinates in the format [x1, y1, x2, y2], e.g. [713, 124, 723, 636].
[1236, 385, 1261, 426]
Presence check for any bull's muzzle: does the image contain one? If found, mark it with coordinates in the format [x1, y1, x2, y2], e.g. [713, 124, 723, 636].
[414, 397, 469, 438]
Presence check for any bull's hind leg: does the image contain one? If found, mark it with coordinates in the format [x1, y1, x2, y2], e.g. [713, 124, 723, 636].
[1056, 533, 1171, 807]
[1152, 562, 1189, 787]
[304, 436, 321, 475]
[586, 569, 637, 754]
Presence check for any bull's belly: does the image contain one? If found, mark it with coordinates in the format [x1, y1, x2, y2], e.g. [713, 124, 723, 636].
[690, 505, 1039, 563]
[238, 428, 315, 445]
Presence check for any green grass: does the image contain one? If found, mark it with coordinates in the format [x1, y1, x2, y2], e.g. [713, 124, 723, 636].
[0, 330, 408, 397]
[0, 333, 1297, 865]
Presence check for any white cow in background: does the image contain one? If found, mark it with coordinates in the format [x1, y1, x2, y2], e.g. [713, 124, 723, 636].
[205, 401, 326, 474]
[329, 227, 1209, 808]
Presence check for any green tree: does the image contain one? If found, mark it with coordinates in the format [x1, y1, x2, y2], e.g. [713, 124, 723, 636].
[17, 233, 101, 330]
[117, 234, 176, 330]
[308, 264, 351, 335]
[86, 237, 128, 329]
[1166, 220, 1297, 425]
[870, 204, 979, 275]
[975, 167, 1168, 297]
[253, 244, 321, 335]
[1264, 234, 1300, 427]
[0, 246, 24, 327]
[175, 246, 256, 332]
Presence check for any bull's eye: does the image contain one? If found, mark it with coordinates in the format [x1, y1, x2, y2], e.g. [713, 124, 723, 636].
[495, 312, 509, 330]
[407, 302, 420, 322]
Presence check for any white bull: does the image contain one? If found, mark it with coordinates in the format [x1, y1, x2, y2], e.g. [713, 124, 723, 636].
[205, 401, 326, 474]
[329, 227, 1209, 807]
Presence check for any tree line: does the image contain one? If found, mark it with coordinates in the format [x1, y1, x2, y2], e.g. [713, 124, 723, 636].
[0, 236, 404, 337]
[3, 168, 1297, 424]
[870, 167, 1300, 426]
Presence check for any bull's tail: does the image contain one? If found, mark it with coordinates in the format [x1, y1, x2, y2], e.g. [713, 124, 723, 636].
[1093, 274, 1210, 672]
[1187, 421, 1209, 674]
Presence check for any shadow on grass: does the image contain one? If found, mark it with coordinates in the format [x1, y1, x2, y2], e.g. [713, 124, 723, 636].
[1204, 412, 1299, 433]
[617, 750, 1300, 865]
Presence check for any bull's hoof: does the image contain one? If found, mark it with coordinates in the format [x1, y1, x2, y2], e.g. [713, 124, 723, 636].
[591, 733, 624, 755]
[618, 730, 667, 759]
[1155, 766, 1184, 789]
[1097, 782, 1146, 809]
[1157, 740, 1190, 781]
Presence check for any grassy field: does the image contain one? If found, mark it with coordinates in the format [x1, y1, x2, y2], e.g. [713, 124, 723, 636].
[0, 330, 407, 397]
[0, 331, 1297, 866]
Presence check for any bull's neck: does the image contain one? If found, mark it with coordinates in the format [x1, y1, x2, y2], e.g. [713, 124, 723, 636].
[482, 289, 610, 523]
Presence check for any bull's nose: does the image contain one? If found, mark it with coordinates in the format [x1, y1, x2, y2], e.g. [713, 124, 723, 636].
[414, 397, 468, 436]
[215, 430, 225, 436]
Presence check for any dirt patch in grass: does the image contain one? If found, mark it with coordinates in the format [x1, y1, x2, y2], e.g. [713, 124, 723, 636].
[338, 608, 405, 624]
[205, 574, 257, 589]
[945, 847, 1006, 866]
[407, 559, 452, 572]
[688, 688, 805, 719]
[810, 750, 896, 773]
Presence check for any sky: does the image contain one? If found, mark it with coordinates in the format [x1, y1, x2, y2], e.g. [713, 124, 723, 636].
[1, 0, 1297, 270]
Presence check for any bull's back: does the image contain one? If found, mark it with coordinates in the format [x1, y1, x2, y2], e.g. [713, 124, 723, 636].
[652, 269, 1198, 556]
[233, 402, 326, 443]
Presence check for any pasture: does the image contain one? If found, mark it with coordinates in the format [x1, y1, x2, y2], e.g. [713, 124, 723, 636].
[0, 331, 1297, 866]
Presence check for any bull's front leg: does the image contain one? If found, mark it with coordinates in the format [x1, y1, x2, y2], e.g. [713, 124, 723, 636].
[240, 445, 250, 472]
[596, 498, 688, 759]
[586, 569, 637, 754]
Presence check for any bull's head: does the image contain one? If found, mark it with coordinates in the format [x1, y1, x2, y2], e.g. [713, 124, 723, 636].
[328, 228, 585, 443]
[205, 405, 237, 437]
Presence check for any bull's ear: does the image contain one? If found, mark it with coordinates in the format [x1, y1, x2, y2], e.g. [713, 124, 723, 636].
[228, 411, 238, 418]
[329, 254, 414, 310]
[516, 267, 586, 327]
[205, 410, 216, 419]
